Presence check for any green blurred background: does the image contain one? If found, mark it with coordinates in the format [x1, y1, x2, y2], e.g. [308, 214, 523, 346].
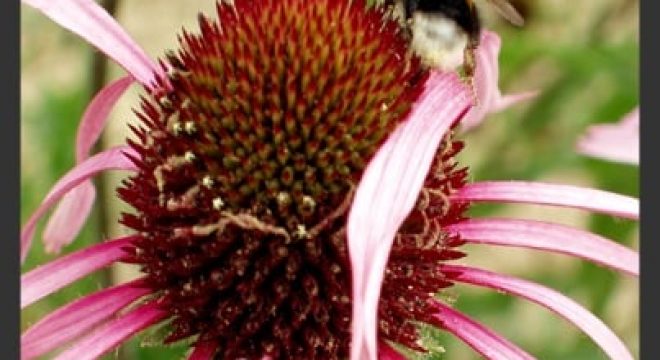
[21, 0, 638, 359]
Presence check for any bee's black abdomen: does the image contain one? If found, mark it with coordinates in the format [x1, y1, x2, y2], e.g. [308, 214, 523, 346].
[407, 0, 481, 39]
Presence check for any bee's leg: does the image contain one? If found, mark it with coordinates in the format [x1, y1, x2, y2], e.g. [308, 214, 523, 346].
[463, 41, 479, 105]
[404, 47, 414, 74]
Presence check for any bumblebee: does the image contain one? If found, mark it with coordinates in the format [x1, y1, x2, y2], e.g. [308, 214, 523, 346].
[383, 0, 524, 80]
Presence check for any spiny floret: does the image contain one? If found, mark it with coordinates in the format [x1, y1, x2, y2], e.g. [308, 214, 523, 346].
[154, 0, 426, 229]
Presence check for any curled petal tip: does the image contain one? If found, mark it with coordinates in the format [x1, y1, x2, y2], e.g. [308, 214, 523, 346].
[461, 31, 538, 131]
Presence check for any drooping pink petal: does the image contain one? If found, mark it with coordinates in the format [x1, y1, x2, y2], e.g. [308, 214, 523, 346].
[348, 71, 471, 360]
[42, 181, 96, 255]
[576, 107, 639, 165]
[447, 218, 638, 276]
[453, 181, 638, 220]
[461, 31, 538, 131]
[378, 342, 406, 360]
[443, 265, 634, 360]
[21, 279, 149, 360]
[75, 76, 134, 162]
[21, 146, 138, 263]
[41, 76, 134, 255]
[188, 340, 218, 360]
[21, 0, 168, 90]
[430, 300, 534, 360]
[21, 236, 135, 309]
[491, 91, 539, 113]
[53, 302, 167, 360]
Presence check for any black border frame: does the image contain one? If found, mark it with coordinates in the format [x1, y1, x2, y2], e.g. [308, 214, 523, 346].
[5, 0, 20, 358]
[640, 0, 657, 358]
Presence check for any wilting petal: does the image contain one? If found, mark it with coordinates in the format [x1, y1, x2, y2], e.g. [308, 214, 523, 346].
[444, 265, 634, 360]
[461, 31, 537, 131]
[21, 236, 135, 308]
[22, 0, 167, 90]
[21, 146, 138, 263]
[53, 302, 167, 360]
[430, 300, 534, 360]
[76, 76, 134, 162]
[39, 77, 134, 254]
[188, 340, 218, 360]
[21, 279, 149, 360]
[42, 181, 96, 254]
[576, 107, 639, 165]
[453, 181, 638, 220]
[348, 71, 471, 360]
[448, 218, 638, 276]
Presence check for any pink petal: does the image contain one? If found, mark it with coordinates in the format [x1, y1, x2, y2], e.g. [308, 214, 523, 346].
[576, 107, 639, 165]
[378, 342, 406, 360]
[21, 146, 138, 263]
[39, 77, 134, 256]
[453, 181, 638, 220]
[348, 71, 471, 360]
[188, 340, 218, 360]
[461, 31, 537, 131]
[42, 181, 96, 254]
[443, 265, 634, 360]
[491, 91, 539, 113]
[21, 236, 135, 309]
[53, 302, 167, 360]
[21, 0, 167, 90]
[430, 300, 534, 360]
[447, 218, 638, 276]
[21, 279, 149, 360]
[76, 76, 134, 162]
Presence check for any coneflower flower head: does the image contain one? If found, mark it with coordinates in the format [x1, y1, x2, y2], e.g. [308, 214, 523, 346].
[21, 0, 638, 359]
[117, 0, 465, 358]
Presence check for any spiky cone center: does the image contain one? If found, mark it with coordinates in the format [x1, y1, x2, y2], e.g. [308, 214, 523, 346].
[118, 0, 469, 358]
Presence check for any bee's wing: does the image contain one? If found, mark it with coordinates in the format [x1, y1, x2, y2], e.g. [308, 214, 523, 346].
[484, 0, 525, 26]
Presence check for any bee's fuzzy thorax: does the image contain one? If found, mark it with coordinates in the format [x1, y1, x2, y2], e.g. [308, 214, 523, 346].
[409, 11, 469, 70]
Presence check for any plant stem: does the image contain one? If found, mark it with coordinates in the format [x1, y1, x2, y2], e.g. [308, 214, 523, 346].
[90, 1, 128, 359]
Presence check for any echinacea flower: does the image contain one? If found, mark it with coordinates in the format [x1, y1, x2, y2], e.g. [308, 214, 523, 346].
[21, 1, 638, 360]
[576, 107, 639, 165]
